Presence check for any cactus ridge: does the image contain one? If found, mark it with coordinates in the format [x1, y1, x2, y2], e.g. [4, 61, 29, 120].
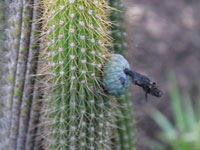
[37, 0, 117, 150]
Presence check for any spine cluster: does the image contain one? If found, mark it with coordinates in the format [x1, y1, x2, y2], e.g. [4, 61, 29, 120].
[39, 0, 115, 149]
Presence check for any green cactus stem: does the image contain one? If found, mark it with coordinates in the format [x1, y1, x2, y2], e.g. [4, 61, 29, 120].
[109, 0, 136, 149]
[114, 94, 135, 150]
[38, 0, 116, 150]
[109, 0, 128, 56]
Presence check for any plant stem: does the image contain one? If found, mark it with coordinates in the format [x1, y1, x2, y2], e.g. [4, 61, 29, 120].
[109, 0, 136, 149]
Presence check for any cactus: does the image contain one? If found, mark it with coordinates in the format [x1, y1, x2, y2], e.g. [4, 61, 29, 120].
[0, 0, 8, 147]
[109, 0, 128, 56]
[0, 0, 136, 150]
[37, 0, 117, 150]
[109, 0, 136, 150]
[2, 0, 42, 149]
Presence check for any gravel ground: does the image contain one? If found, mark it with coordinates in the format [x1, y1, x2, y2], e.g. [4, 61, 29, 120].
[124, 0, 200, 150]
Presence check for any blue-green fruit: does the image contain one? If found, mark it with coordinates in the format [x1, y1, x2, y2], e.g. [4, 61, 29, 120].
[103, 54, 130, 95]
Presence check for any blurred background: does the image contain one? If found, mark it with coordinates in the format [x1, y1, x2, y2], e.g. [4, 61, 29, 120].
[124, 0, 200, 149]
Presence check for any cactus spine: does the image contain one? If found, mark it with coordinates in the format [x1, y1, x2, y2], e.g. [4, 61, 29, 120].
[109, 0, 136, 149]
[39, 0, 115, 150]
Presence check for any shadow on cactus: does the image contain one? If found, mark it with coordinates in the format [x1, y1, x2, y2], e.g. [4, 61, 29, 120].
[150, 72, 200, 150]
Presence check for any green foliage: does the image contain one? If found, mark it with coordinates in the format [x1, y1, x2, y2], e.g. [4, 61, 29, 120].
[151, 72, 200, 150]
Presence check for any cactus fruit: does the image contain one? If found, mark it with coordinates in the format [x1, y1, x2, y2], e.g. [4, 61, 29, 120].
[38, 0, 116, 150]
[103, 54, 163, 98]
[103, 54, 131, 96]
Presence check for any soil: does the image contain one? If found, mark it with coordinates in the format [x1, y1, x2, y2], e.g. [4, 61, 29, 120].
[124, 0, 200, 149]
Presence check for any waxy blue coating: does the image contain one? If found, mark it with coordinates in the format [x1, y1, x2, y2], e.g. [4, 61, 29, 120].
[103, 54, 131, 95]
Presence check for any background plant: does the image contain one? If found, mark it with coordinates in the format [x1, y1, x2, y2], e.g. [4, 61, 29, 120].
[151, 72, 200, 150]
[109, 0, 136, 149]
